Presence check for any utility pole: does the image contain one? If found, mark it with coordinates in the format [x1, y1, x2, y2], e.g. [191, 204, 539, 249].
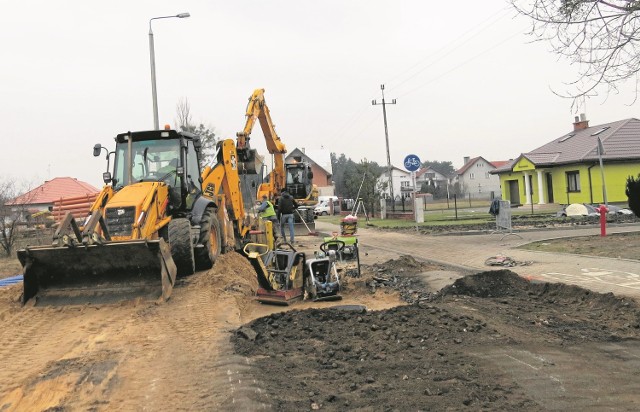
[372, 84, 397, 207]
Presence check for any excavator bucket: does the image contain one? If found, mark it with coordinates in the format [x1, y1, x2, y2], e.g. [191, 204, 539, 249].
[17, 239, 177, 305]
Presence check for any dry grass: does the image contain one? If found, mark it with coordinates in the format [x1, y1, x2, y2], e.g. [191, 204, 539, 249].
[519, 232, 640, 260]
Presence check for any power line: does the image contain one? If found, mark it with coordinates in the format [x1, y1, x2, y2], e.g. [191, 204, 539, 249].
[328, 7, 513, 143]
[385, 7, 512, 90]
[332, 105, 369, 140]
[394, 30, 523, 99]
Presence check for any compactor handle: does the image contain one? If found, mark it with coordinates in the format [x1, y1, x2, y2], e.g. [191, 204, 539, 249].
[243, 242, 269, 258]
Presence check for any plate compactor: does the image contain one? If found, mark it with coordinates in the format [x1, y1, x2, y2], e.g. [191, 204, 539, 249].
[243, 240, 346, 305]
[243, 242, 307, 305]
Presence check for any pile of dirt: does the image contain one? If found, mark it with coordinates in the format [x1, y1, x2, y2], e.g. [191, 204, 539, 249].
[441, 270, 640, 343]
[233, 261, 640, 410]
[186, 251, 258, 296]
[440, 270, 531, 298]
[233, 304, 536, 411]
[358, 255, 441, 303]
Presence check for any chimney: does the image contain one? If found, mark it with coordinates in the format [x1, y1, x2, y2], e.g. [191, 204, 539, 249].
[463, 156, 470, 165]
[573, 113, 589, 131]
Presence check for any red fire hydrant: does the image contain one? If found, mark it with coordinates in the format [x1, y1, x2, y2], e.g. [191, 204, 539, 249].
[597, 204, 608, 237]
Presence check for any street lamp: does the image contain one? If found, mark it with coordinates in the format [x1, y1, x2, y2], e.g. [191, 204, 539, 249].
[149, 12, 190, 130]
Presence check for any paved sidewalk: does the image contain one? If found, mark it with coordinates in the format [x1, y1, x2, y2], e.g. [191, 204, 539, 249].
[315, 220, 640, 299]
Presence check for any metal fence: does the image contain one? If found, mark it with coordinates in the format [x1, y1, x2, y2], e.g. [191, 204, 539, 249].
[492, 200, 522, 239]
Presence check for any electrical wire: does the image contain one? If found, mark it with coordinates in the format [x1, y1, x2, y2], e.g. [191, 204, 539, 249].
[385, 6, 512, 90]
[328, 6, 514, 145]
[394, 30, 523, 99]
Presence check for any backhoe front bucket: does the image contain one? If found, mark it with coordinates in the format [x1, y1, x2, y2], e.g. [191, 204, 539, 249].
[17, 239, 177, 305]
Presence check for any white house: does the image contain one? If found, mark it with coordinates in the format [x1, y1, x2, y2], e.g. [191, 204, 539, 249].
[454, 156, 504, 199]
[415, 166, 450, 190]
[377, 166, 413, 199]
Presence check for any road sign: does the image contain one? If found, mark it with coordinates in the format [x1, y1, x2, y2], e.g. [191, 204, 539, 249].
[404, 154, 421, 172]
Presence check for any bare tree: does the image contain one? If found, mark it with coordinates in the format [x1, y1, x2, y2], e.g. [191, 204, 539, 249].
[175, 97, 218, 165]
[0, 178, 36, 256]
[510, 0, 640, 104]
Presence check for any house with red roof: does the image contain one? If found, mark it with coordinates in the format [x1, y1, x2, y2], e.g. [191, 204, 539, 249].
[454, 156, 504, 200]
[6, 177, 99, 224]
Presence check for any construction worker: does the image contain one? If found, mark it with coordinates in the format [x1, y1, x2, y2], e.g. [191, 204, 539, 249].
[257, 194, 279, 241]
[278, 190, 299, 244]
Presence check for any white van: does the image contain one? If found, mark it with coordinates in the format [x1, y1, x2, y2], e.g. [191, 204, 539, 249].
[314, 196, 340, 216]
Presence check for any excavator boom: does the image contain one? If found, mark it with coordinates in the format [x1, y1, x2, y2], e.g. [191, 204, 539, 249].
[237, 88, 318, 206]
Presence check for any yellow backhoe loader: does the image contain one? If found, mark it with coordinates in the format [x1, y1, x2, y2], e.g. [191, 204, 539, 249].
[18, 129, 258, 304]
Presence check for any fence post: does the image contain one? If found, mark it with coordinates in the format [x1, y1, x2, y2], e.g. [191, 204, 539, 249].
[454, 194, 458, 220]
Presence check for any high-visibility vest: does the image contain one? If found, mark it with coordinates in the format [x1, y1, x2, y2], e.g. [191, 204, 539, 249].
[259, 201, 276, 219]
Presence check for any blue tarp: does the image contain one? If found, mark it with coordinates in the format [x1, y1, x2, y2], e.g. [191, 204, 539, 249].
[0, 275, 23, 288]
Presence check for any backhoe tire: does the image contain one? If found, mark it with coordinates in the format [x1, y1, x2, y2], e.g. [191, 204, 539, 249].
[168, 218, 195, 277]
[195, 207, 222, 271]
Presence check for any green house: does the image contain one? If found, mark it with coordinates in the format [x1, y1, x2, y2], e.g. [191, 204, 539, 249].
[493, 116, 640, 206]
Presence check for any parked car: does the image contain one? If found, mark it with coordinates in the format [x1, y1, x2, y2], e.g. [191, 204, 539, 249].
[314, 196, 340, 216]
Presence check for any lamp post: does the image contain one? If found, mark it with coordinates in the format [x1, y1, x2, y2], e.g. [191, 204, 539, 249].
[149, 12, 190, 130]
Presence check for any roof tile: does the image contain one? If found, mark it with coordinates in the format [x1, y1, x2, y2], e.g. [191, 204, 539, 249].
[11, 177, 99, 205]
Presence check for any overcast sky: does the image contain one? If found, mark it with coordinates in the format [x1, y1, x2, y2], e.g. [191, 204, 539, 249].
[2, 1, 639, 189]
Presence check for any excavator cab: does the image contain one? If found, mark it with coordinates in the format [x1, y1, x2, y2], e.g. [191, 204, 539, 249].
[285, 163, 314, 201]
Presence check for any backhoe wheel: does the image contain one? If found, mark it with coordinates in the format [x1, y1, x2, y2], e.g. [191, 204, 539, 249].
[168, 218, 195, 277]
[195, 207, 221, 270]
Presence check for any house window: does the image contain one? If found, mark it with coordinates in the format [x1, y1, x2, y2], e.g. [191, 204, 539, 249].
[425, 172, 435, 178]
[567, 171, 581, 192]
[401, 181, 410, 187]
[485, 172, 490, 179]
[469, 173, 475, 180]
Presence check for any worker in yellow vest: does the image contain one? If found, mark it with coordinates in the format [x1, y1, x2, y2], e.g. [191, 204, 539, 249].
[257, 194, 279, 241]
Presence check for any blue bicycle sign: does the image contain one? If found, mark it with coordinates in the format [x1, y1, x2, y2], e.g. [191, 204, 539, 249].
[404, 154, 421, 172]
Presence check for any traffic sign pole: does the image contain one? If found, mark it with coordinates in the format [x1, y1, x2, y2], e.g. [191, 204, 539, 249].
[403, 154, 422, 225]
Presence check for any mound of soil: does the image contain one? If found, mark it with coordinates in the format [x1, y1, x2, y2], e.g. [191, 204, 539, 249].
[441, 270, 531, 298]
[362, 255, 441, 303]
[233, 304, 536, 411]
[233, 259, 640, 410]
[187, 251, 258, 296]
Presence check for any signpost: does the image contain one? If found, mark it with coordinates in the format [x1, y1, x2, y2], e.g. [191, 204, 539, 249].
[403, 154, 423, 224]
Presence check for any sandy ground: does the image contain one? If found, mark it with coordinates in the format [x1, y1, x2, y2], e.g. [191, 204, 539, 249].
[0, 238, 407, 411]
[1, 234, 640, 410]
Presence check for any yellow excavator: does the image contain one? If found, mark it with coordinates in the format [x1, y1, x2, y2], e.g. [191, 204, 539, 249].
[236, 88, 318, 207]
[18, 128, 259, 304]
